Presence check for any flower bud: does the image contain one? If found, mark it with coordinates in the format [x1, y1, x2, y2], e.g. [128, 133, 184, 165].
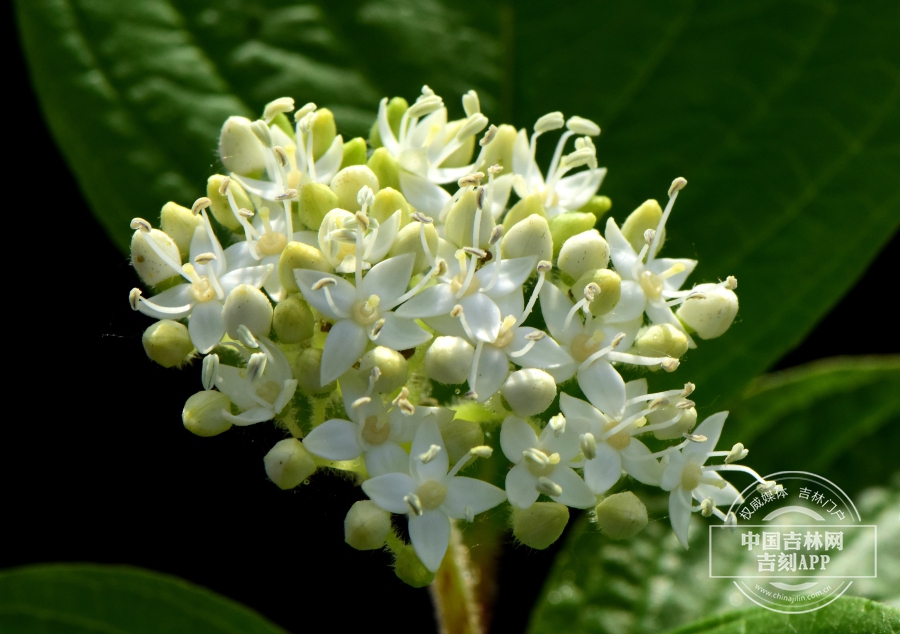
[444, 190, 494, 249]
[503, 193, 546, 231]
[437, 418, 485, 464]
[304, 107, 335, 159]
[292, 348, 335, 395]
[264, 438, 317, 490]
[368, 96, 408, 148]
[425, 336, 474, 384]
[389, 221, 439, 275]
[548, 212, 596, 257]
[339, 136, 367, 169]
[273, 294, 315, 344]
[557, 229, 609, 282]
[207, 175, 251, 232]
[632, 324, 689, 359]
[393, 542, 435, 588]
[160, 202, 201, 260]
[278, 242, 331, 294]
[223, 284, 273, 339]
[500, 214, 552, 263]
[578, 195, 613, 222]
[478, 124, 516, 172]
[182, 390, 232, 437]
[330, 165, 380, 212]
[621, 200, 664, 252]
[500, 369, 557, 417]
[131, 229, 181, 286]
[219, 116, 267, 175]
[142, 320, 194, 368]
[344, 500, 391, 550]
[512, 502, 569, 550]
[366, 147, 401, 191]
[572, 269, 622, 316]
[369, 187, 410, 226]
[594, 491, 648, 539]
[359, 347, 408, 393]
[440, 119, 477, 168]
[296, 182, 340, 231]
[650, 405, 697, 440]
[676, 285, 739, 339]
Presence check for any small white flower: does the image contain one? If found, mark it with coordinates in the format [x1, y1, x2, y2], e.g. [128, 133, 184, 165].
[316, 207, 401, 273]
[362, 417, 506, 572]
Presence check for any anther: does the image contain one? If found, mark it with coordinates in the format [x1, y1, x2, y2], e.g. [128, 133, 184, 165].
[489, 225, 504, 245]
[660, 358, 680, 372]
[246, 352, 267, 382]
[469, 445, 493, 458]
[676, 399, 695, 409]
[435, 259, 449, 276]
[668, 177, 688, 197]
[644, 228, 656, 245]
[682, 382, 696, 397]
[130, 218, 151, 232]
[419, 444, 442, 464]
[524, 448, 550, 466]
[757, 480, 782, 495]
[352, 396, 372, 409]
[536, 477, 563, 497]
[549, 413, 566, 436]
[275, 188, 298, 200]
[397, 399, 415, 415]
[293, 102, 317, 122]
[236, 324, 259, 349]
[463, 246, 487, 259]
[534, 112, 565, 133]
[404, 493, 424, 517]
[724, 511, 737, 528]
[391, 387, 410, 406]
[411, 211, 433, 224]
[583, 282, 601, 301]
[480, 125, 498, 146]
[465, 506, 475, 523]
[202, 354, 219, 391]
[457, 172, 484, 188]
[311, 278, 337, 291]
[450, 305, 464, 318]
[525, 331, 546, 341]
[566, 115, 601, 136]
[488, 164, 503, 175]
[464, 390, 478, 400]
[129, 288, 142, 311]
[273, 146, 289, 167]
[725, 275, 738, 290]
[194, 252, 217, 265]
[250, 120, 273, 148]
[191, 197, 212, 215]
[355, 212, 370, 231]
[724, 443, 749, 464]
[264, 97, 295, 122]
[476, 187, 486, 210]
[238, 208, 254, 218]
[370, 318, 386, 339]
[700, 498, 715, 517]
[683, 433, 707, 443]
[611, 332, 626, 348]
[537, 260, 552, 274]
[580, 432, 597, 460]
[218, 177, 231, 195]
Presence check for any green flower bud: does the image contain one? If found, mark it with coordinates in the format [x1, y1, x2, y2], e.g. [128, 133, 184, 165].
[330, 166, 380, 212]
[594, 491, 648, 540]
[577, 195, 612, 223]
[572, 269, 622, 317]
[268, 111, 294, 140]
[621, 199, 663, 253]
[340, 136, 368, 169]
[500, 369, 557, 417]
[393, 542, 435, 588]
[131, 228, 181, 286]
[264, 438, 317, 490]
[425, 336, 474, 384]
[437, 418, 484, 464]
[292, 348, 335, 396]
[650, 405, 697, 440]
[444, 190, 494, 249]
[223, 284, 273, 339]
[142, 319, 194, 368]
[632, 323, 689, 360]
[273, 294, 315, 344]
[344, 500, 391, 551]
[278, 242, 331, 294]
[479, 124, 517, 172]
[370, 187, 410, 226]
[676, 284, 739, 339]
[389, 221, 438, 275]
[368, 96, 408, 148]
[207, 175, 250, 232]
[310, 107, 336, 160]
[297, 182, 340, 230]
[557, 229, 609, 283]
[503, 193, 546, 231]
[160, 202, 201, 260]
[440, 119, 477, 168]
[182, 390, 232, 437]
[367, 147, 401, 191]
[548, 212, 597, 257]
[219, 115, 266, 175]
[359, 347, 408, 393]
[501, 213, 552, 263]
[512, 502, 569, 550]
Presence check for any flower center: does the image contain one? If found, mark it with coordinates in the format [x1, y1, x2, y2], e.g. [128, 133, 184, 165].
[493, 315, 517, 348]
[639, 270, 663, 299]
[570, 332, 603, 363]
[604, 419, 632, 450]
[360, 415, 390, 445]
[681, 462, 702, 491]
[416, 480, 447, 510]
[352, 295, 382, 325]
[523, 447, 560, 477]
[257, 230, 287, 256]
[255, 381, 281, 404]
[450, 273, 479, 297]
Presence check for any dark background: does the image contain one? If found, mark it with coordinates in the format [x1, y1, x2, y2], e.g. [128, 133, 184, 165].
[4, 5, 896, 633]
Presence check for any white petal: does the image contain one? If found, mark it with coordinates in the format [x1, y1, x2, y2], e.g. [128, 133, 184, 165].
[366, 210, 402, 264]
[223, 242, 258, 272]
[223, 406, 274, 426]
[539, 281, 581, 344]
[512, 129, 543, 188]
[472, 344, 509, 401]
[683, 412, 728, 461]
[314, 134, 344, 184]
[493, 290, 524, 321]
[544, 360, 577, 383]
[539, 416, 586, 462]
[508, 327, 572, 369]
[477, 257, 536, 298]
[583, 444, 623, 495]
[360, 254, 414, 309]
[661, 452, 688, 491]
[304, 419, 362, 461]
[190, 224, 225, 277]
[363, 472, 416, 514]
[320, 320, 368, 384]
[459, 293, 501, 342]
[605, 217, 637, 278]
[696, 475, 744, 507]
[189, 300, 225, 354]
[442, 477, 507, 519]
[500, 416, 538, 463]
[373, 313, 431, 351]
[577, 360, 626, 419]
[623, 379, 649, 418]
[621, 439, 663, 486]
[232, 174, 285, 201]
[293, 270, 356, 320]
[669, 488, 693, 548]
[137, 285, 193, 319]
[409, 510, 451, 573]
[555, 168, 605, 211]
[550, 466, 596, 509]
[376, 98, 400, 156]
[273, 379, 297, 413]
[605, 281, 647, 322]
[410, 417, 449, 482]
[487, 173, 514, 220]
[219, 265, 274, 296]
[559, 393, 607, 435]
[394, 284, 457, 319]
[400, 170, 451, 215]
[505, 463, 540, 509]
[365, 442, 410, 477]
[338, 371, 370, 413]
[214, 366, 257, 410]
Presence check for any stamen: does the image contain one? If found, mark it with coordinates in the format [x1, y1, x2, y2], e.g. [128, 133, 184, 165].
[683, 433, 707, 443]
[418, 222, 436, 269]
[563, 298, 589, 331]
[723, 511, 737, 528]
[536, 477, 563, 497]
[370, 318, 386, 339]
[523, 448, 550, 466]
[275, 188, 298, 201]
[419, 444, 442, 464]
[724, 443, 749, 464]
[700, 498, 715, 517]
[312, 278, 336, 291]
[480, 125, 498, 146]
[246, 352, 267, 382]
[489, 225, 504, 245]
[194, 252, 217, 266]
[644, 229, 656, 245]
[566, 115, 601, 136]
[508, 331, 544, 358]
[352, 396, 371, 409]
[549, 413, 566, 436]
[129, 288, 142, 311]
[293, 102, 317, 122]
[521, 263, 550, 322]
[191, 197, 211, 215]
[457, 172, 484, 188]
[238, 208, 254, 218]
[404, 493, 424, 517]
[668, 177, 688, 197]
[463, 246, 487, 259]
[469, 445, 493, 458]
[580, 432, 597, 460]
[236, 324, 259, 349]
[366, 367, 381, 396]
[725, 275, 738, 290]
[391, 387, 410, 407]
[264, 97, 295, 122]
[452, 305, 477, 341]
[467, 340, 484, 397]
[273, 146, 289, 167]
[648, 177, 687, 261]
[250, 119, 273, 148]
[202, 354, 219, 390]
[465, 506, 475, 523]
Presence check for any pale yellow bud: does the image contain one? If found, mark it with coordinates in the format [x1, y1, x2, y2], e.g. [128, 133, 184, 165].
[330, 166, 380, 212]
[292, 348, 335, 396]
[310, 107, 336, 160]
[223, 284, 273, 339]
[478, 124, 517, 172]
[278, 242, 331, 294]
[142, 320, 194, 368]
[160, 202, 201, 260]
[182, 390, 232, 437]
[368, 96, 408, 148]
[131, 229, 181, 286]
[425, 336, 474, 384]
[632, 324, 689, 359]
[557, 229, 609, 282]
[594, 491, 648, 539]
[503, 193, 546, 231]
[621, 200, 664, 252]
[339, 137, 367, 169]
[572, 269, 622, 316]
[501, 214, 552, 263]
[437, 418, 485, 464]
[444, 189, 495, 249]
[676, 285, 739, 339]
[264, 438, 316, 490]
[219, 115, 266, 175]
[548, 212, 596, 257]
[358, 347, 408, 393]
[345, 500, 391, 550]
[369, 187, 410, 226]
[578, 195, 612, 223]
[512, 502, 569, 550]
[367, 147, 401, 191]
[393, 543, 435, 588]
[500, 369, 557, 417]
[650, 405, 697, 440]
[273, 295, 315, 344]
[207, 175, 251, 232]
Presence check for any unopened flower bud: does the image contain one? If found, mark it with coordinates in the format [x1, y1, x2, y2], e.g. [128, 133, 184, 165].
[273, 294, 315, 344]
[330, 166, 380, 212]
[621, 199, 664, 252]
[572, 269, 622, 316]
[142, 320, 193, 368]
[500, 369, 557, 417]
[650, 405, 698, 440]
[393, 542, 435, 588]
[182, 390, 232, 437]
[219, 116, 267, 175]
[389, 221, 439, 275]
[632, 323, 689, 359]
[501, 213, 552, 263]
[512, 502, 569, 550]
[445, 190, 495, 249]
[479, 124, 517, 172]
[344, 500, 391, 550]
[223, 284, 273, 339]
[292, 348, 335, 395]
[159, 202, 201, 260]
[296, 182, 340, 230]
[503, 193, 546, 231]
[578, 195, 613, 223]
[340, 136, 368, 169]
[359, 347, 408, 393]
[308, 107, 337, 160]
[131, 228, 181, 286]
[594, 491, 648, 539]
[368, 96, 408, 148]
[369, 187, 410, 226]
[207, 174, 251, 232]
[367, 147, 401, 191]
[548, 212, 596, 257]
[557, 229, 610, 282]
[279, 242, 331, 294]
[436, 417, 485, 464]
[676, 284, 739, 339]
[425, 336, 475, 384]
[264, 438, 316, 490]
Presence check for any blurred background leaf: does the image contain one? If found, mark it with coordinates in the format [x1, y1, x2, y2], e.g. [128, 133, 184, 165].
[0, 564, 288, 633]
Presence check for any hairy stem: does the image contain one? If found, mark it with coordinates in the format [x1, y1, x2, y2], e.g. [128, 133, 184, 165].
[430, 522, 484, 634]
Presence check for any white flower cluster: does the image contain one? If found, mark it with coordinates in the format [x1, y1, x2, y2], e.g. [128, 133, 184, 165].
[127, 88, 767, 584]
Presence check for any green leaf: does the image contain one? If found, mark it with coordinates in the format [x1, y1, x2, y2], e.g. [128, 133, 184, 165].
[663, 597, 899, 634]
[0, 564, 287, 633]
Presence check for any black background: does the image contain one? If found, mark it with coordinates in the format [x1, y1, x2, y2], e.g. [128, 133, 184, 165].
[4, 5, 896, 633]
